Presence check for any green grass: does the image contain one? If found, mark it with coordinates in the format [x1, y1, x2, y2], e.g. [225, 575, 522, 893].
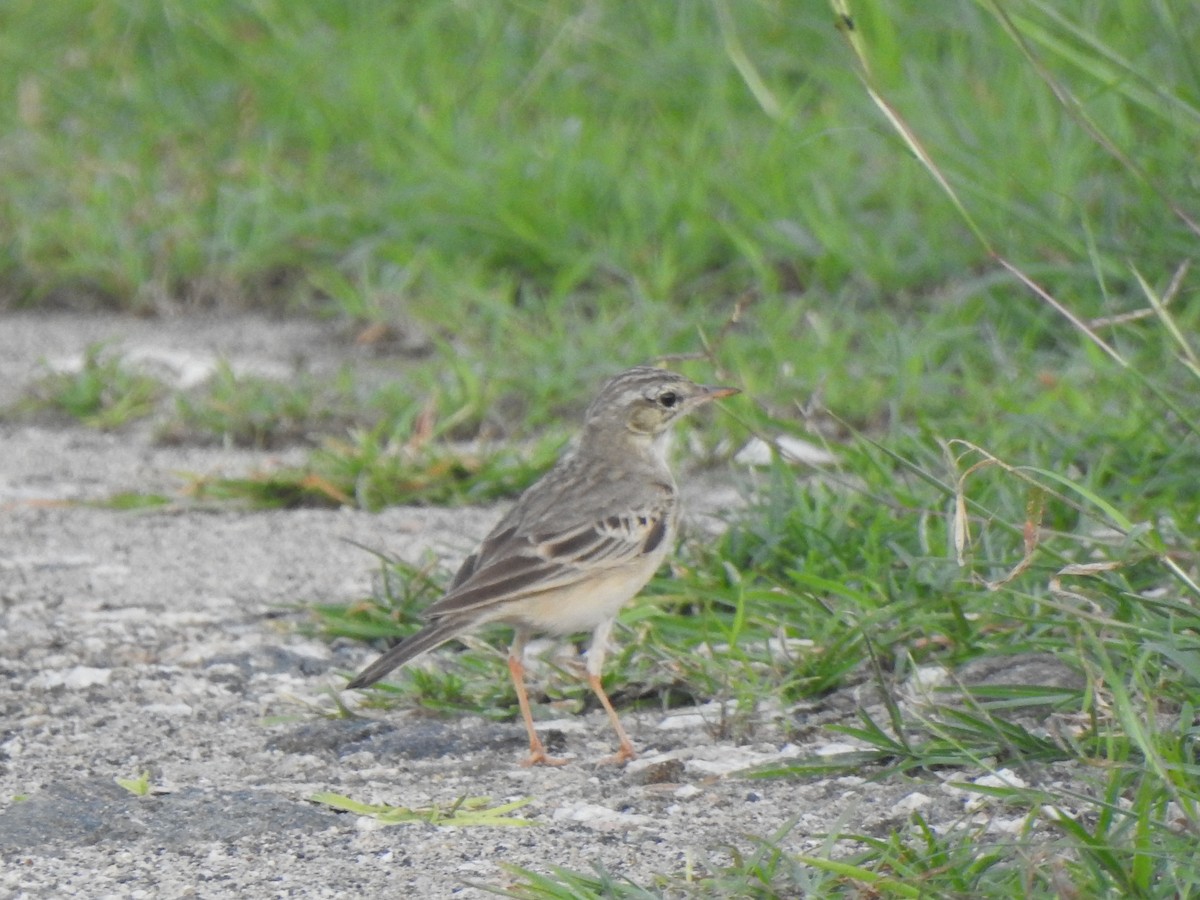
[310, 792, 534, 828]
[4, 0, 1200, 895]
[180, 428, 566, 510]
[3, 2, 1195, 324]
[164, 362, 361, 448]
[6, 342, 164, 429]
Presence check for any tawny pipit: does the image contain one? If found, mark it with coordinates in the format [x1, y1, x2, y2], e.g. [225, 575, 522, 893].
[346, 366, 739, 766]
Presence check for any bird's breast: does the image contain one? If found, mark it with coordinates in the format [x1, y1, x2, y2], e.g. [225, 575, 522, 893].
[490, 549, 667, 636]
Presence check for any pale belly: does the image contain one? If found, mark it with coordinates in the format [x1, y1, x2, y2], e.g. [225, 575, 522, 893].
[482, 551, 666, 636]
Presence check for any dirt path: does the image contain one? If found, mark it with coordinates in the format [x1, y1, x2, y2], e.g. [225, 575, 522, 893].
[0, 313, 1055, 897]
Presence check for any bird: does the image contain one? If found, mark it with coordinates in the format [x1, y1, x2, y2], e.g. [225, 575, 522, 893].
[346, 365, 739, 766]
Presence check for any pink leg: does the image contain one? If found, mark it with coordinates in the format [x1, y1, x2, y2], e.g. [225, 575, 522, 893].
[588, 672, 636, 765]
[507, 651, 568, 767]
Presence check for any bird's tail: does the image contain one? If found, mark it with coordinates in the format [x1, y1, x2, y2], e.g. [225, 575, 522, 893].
[345, 618, 465, 690]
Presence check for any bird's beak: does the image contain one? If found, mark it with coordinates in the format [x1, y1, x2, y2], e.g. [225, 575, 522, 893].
[699, 384, 740, 402]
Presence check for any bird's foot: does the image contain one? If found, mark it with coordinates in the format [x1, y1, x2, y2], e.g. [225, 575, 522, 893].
[596, 743, 637, 767]
[520, 749, 570, 767]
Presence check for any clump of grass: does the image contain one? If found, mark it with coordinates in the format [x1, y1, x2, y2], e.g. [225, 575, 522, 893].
[6, 342, 163, 429]
[159, 344, 556, 448]
[316, 554, 445, 644]
[496, 820, 843, 898]
[163, 363, 361, 448]
[187, 428, 565, 510]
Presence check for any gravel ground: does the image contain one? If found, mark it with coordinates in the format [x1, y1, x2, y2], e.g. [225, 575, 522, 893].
[0, 313, 1084, 898]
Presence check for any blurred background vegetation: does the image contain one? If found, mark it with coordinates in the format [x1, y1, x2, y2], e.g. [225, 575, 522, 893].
[3, 0, 1196, 446]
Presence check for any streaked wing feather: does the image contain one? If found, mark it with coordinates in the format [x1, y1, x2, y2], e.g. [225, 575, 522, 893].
[423, 505, 670, 621]
[446, 551, 478, 591]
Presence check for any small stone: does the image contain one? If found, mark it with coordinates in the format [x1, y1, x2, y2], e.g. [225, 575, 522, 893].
[36, 666, 113, 689]
[894, 792, 932, 813]
[813, 742, 863, 757]
[633, 758, 685, 785]
[656, 713, 708, 731]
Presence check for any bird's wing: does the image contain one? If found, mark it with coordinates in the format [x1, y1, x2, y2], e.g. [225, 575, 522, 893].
[422, 501, 673, 622]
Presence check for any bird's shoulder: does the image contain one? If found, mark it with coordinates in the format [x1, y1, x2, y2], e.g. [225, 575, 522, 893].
[499, 446, 674, 538]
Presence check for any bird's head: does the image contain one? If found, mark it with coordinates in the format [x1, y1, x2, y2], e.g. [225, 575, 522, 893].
[584, 366, 739, 439]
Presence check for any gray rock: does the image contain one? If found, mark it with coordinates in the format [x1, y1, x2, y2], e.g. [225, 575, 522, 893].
[0, 779, 340, 852]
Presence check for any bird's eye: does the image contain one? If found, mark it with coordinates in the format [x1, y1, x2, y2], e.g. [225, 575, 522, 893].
[659, 391, 678, 408]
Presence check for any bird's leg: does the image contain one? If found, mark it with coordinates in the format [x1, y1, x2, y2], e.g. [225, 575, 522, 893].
[586, 618, 636, 765]
[507, 631, 568, 767]
[588, 673, 636, 765]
